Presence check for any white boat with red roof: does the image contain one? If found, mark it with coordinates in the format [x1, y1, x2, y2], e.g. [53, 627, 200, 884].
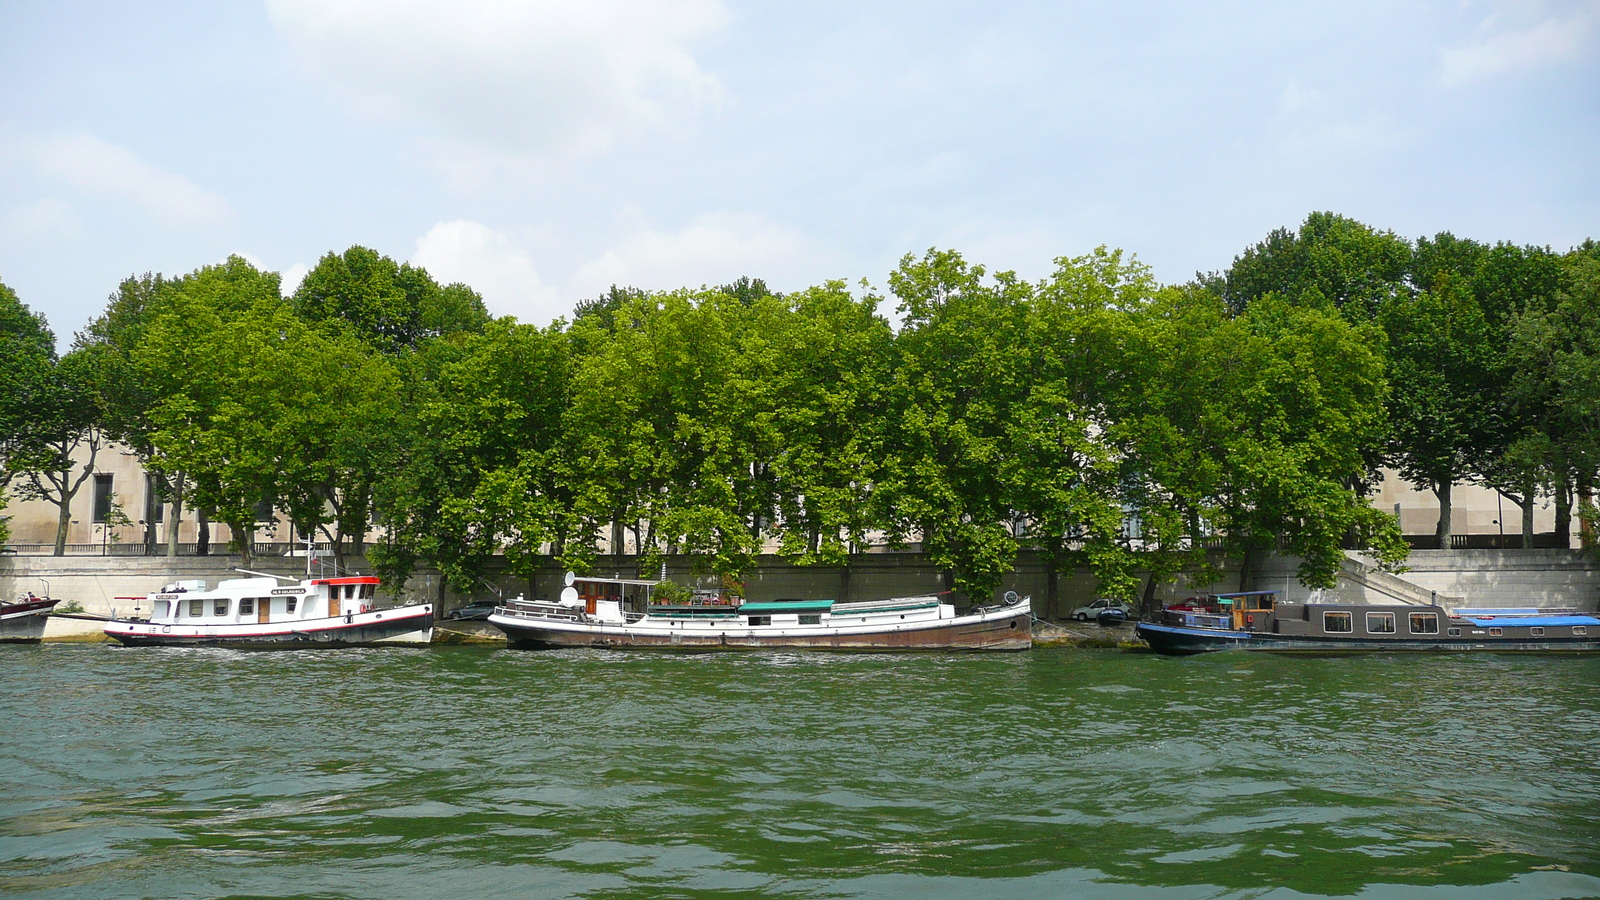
[104, 572, 433, 648]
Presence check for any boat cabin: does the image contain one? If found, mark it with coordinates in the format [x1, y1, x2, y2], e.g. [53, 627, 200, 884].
[137, 576, 381, 625]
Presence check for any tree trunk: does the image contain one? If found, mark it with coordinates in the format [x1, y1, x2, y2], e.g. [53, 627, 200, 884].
[166, 474, 185, 558]
[1521, 479, 1536, 549]
[839, 561, 852, 604]
[1141, 571, 1160, 620]
[238, 523, 254, 568]
[1580, 472, 1595, 550]
[197, 510, 210, 556]
[1554, 464, 1573, 549]
[1434, 480, 1453, 549]
[52, 489, 73, 556]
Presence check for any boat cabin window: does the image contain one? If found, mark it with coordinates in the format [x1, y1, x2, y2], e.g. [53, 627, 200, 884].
[1323, 611, 1352, 633]
[1531, 627, 1545, 636]
[1448, 627, 1461, 636]
[1409, 613, 1439, 634]
[189, 598, 204, 617]
[747, 615, 772, 626]
[1488, 627, 1503, 636]
[240, 598, 255, 616]
[360, 584, 375, 600]
[213, 598, 229, 616]
[286, 596, 297, 613]
[1366, 612, 1395, 634]
[799, 614, 821, 625]
[154, 600, 170, 618]
[1576, 626, 1588, 636]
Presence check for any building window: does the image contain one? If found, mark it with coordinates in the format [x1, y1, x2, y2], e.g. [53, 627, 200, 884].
[1409, 613, 1439, 634]
[214, 598, 229, 616]
[240, 598, 255, 615]
[189, 598, 204, 617]
[1366, 613, 1395, 634]
[1323, 611, 1352, 633]
[254, 497, 276, 523]
[92, 473, 114, 523]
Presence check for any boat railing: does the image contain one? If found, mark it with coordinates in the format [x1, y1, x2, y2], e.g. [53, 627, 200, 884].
[499, 599, 582, 622]
[833, 596, 941, 613]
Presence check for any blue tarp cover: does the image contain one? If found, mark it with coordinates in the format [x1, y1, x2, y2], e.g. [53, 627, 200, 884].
[1460, 615, 1600, 627]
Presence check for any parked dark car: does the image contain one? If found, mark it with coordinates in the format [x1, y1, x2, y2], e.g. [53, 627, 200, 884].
[445, 600, 500, 621]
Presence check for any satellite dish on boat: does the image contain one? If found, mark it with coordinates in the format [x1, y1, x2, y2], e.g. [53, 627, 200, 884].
[559, 586, 581, 607]
[563, 570, 576, 587]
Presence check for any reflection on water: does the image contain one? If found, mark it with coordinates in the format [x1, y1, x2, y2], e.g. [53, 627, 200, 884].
[3, 645, 1599, 898]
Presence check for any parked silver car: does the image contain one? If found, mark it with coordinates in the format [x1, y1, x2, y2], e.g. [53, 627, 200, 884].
[1069, 598, 1133, 622]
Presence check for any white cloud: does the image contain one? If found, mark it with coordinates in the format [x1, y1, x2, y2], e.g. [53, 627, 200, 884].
[266, 0, 727, 160]
[1439, 4, 1598, 85]
[0, 198, 82, 240]
[568, 212, 817, 297]
[24, 134, 229, 226]
[412, 219, 559, 321]
[279, 263, 310, 296]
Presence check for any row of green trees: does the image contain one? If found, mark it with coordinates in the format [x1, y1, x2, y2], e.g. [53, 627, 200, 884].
[2, 213, 1596, 605]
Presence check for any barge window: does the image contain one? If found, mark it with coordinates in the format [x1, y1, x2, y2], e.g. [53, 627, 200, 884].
[1531, 627, 1544, 636]
[154, 600, 170, 618]
[1409, 613, 1439, 634]
[1323, 611, 1352, 633]
[240, 598, 255, 615]
[799, 614, 821, 625]
[189, 598, 204, 617]
[1489, 627, 1503, 636]
[214, 598, 229, 616]
[286, 596, 297, 613]
[1448, 627, 1461, 636]
[748, 615, 772, 626]
[1576, 626, 1588, 635]
[1366, 612, 1395, 634]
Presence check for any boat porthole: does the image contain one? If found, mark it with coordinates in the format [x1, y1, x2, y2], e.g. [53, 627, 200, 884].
[1010, 622, 1017, 629]
[900, 615, 905, 620]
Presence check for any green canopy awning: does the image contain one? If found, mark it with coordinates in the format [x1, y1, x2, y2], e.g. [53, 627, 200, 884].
[737, 600, 834, 614]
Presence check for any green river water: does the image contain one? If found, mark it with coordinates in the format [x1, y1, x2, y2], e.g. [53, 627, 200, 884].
[3, 644, 1599, 899]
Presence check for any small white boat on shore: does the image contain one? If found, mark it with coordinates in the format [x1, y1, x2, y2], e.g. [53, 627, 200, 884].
[488, 574, 1032, 651]
[105, 574, 433, 649]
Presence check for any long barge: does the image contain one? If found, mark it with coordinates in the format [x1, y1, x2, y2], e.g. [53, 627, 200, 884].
[489, 575, 1032, 651]
[1137, 591, 1600, 654]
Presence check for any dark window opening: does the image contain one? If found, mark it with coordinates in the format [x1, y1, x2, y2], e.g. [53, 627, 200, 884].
[189, 599, 203, 617]
[799, 614, 820, 625]
[214, 598, 229, 616]
[254, 497, 276, 523]
[92, 474, 114, 523]
[1323, 611, 1352, 633]
[240, 598, 255, 615]
[748, 615, 772, 626]
[286, 597, 297, 613]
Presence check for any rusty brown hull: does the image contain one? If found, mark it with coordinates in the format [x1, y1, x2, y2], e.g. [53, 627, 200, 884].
[494, 607, 1032, 652]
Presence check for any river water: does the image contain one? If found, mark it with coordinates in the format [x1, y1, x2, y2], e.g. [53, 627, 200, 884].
[3, 645, 1599, 899]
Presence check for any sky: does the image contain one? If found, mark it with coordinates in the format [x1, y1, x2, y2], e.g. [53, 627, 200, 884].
[2, 0, 1597, 345]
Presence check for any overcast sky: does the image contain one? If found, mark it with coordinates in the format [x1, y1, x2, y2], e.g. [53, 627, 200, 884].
[2, 1, 1596, 343]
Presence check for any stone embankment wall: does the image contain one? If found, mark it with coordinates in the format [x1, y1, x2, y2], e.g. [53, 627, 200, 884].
[6, 547, 1596, 619]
